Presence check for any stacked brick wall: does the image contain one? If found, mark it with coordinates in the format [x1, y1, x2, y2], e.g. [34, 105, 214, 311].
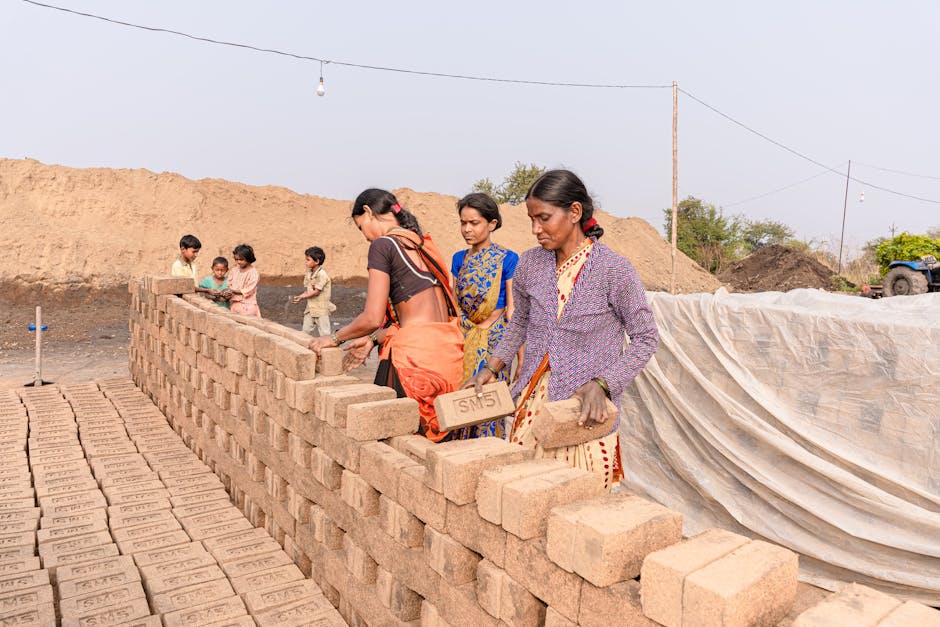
[128, 275, 940, 626]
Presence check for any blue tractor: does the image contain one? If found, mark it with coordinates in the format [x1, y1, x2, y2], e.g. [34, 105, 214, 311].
[882, 255, 940, 296]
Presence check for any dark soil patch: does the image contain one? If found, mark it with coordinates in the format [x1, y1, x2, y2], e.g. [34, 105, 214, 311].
[718, 245, 836, 292]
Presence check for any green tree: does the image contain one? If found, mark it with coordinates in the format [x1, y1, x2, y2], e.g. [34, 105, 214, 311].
[472, 162, 546, 205]
[663, 197, 739, 274]
[874, 232, 940, 274]
[739, 219, 794, 254]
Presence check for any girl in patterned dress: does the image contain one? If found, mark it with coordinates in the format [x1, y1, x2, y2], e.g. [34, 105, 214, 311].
[467, 170, 659, 490]
[450, 193, 519, 439]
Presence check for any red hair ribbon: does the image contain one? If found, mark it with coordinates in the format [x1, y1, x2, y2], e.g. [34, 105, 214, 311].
[390, 203, 402, 214]
[581, 217, 598, 233]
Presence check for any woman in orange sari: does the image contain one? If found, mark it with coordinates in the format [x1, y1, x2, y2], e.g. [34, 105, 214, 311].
[308, 189, 464, 442]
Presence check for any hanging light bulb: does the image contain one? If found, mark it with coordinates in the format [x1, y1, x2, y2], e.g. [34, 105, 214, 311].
[316, 60, 326, 97]
[859, 190, 865, 202]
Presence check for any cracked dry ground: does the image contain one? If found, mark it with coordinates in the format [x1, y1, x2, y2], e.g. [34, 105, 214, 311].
[0, 378, 345, 626]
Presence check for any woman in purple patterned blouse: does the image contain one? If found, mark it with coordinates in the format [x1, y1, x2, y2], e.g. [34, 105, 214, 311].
[468, 170, 659, 489]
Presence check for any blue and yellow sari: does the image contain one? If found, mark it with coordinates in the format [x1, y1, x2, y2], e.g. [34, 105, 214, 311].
[454, 243, 511, 438]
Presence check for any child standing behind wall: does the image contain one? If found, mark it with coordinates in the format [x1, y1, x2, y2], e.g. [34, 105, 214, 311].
[228, 244, 261, 317]
[198, 257, 231, 309]
[171, 234, 201, 287]
[292, 246, 336, 336]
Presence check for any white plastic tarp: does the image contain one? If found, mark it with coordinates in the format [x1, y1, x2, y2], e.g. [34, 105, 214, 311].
[619, 288, 940, 603]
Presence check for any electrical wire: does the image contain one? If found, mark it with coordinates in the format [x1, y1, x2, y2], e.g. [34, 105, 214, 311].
[853, 162, 940, 182]
[678, 87, 940, 205]
[722, 164, 845, 208]
[19, 0, 671, 90]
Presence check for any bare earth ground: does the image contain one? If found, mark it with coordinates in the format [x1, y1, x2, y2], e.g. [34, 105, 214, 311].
[0, 282, 372, 389]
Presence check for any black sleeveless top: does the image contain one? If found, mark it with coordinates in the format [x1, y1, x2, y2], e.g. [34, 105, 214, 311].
[367, 235, 441, 304]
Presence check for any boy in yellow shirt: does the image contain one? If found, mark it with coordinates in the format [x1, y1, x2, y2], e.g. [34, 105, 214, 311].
[292, 246, 335, 336]
[170, 234, 201, 287]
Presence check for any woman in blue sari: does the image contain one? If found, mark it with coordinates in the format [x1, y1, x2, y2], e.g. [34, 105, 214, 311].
[451, 193, 519, 438]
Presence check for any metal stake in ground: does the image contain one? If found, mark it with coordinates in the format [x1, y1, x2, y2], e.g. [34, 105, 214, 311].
[32, 306, 44, 387]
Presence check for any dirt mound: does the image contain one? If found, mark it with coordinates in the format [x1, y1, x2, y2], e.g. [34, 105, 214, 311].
[719, 244, 835, 292]
[0, 158, 720, 296]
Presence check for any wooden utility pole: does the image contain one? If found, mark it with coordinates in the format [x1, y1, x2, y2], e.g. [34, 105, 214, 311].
[670, 80, 678, 295]
[837, 160, 851, 276]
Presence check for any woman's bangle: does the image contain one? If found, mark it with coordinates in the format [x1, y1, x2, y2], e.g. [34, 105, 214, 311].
[592, 376, 611, 398]
[484, 364, 500, 377]
[330, 332, 344, 347]
[368, 332, 379, 347]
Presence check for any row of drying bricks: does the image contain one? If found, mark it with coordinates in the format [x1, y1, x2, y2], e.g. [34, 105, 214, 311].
[0, 381, 344, 627]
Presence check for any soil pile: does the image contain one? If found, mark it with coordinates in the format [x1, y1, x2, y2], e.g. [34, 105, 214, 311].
[0, 158, 720, 297]
[719, 244, 836, 292]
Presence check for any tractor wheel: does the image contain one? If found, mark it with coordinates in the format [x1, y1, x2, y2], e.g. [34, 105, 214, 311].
[883, 266, 929, 296]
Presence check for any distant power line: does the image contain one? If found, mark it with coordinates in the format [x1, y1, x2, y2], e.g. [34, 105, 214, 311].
[722, 165, 845, 208]
[853, 162, 940, 182]
[19, 0, 940, 205]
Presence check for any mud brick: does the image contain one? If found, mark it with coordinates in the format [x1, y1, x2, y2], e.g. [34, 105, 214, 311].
[879, 601, 940, 626]
[0, 570, 49, 596]
[58, 581, 146, 615]
[0, 603, 56, 626]
[289, 375, 359, 413]
[505, 535, 582, 622]
[0, 487, 34, 502]
[115, 530, 191, 555]
[501, 466, 605, 540]
[103, 479, 167, 499]
[55, 554, 134, 582]
[0, 584, 53, 615]
[792, 583, 901, 626]
[432, 438, 535, 505]
[201, 529, 270, 554]
[34, 478, 100, 500]
[0, 508, 40, 526]
[99, 471, 161, 488]
[309, 506, 345, 550]
[360, 442, 421, 499]
[175, 504, 243, 529]
[475, 559, 503, 617]
[85, 443, 141, 459]
[149, 276, 196, 295]
[424, 525, 480, 586]
[287, 433, 312, 468]
[0, 557, 40, 576]
[169, 489, 230, 509]
[38, 529, 112, 558]
[143, 563, 226, 597]
[39, 544, 120, 575]
[157, 465, 212, 481]
[58, 565, 140, 600]
[112, 614, 163, 627]
[254, 598, 343, 626]
[324, 385, 398, 429]
[476, 459, 567, 525]
[138, 553, 218, 590]
[0, 520, 39, 536]
[241, 578, 325, 613]
[37, 519, 108, 543]
[152, 577, 237, 614]
[111, 518, 183, 544]
[39, 495, 108, 518]
[109, 509, 177, 532]
[640, 528, 750, 627]
[0, 478, 32, 491]
[107, 499, 172, 519]
[446, 501, 507, 567]
[683, 540, 799, 627]
[375, 567, 422, 620]
[434, 382, 515, 431]
[164, 475, 225, 496]
[162, 597, 249, 627]
[210, 538, 283, 565]
[343, 535, 377, 583]
[547, 493, 682, 586]
[185, 518, 255, 542]
[170, 500, 232, 522]
[59, 596, 151, 627]
[309, 448, 343, 491]
[0, 500, 37, 513]
[341, 470, 380, 517]
[437, 581, 499, 627]
[219, 550, 294, 580]
[228, 562, 304, 595]
[578, 580, 653, 627]
[420, 600, 450, 627]
[317, 347, 344, 376]
[398, 465, 446, 531]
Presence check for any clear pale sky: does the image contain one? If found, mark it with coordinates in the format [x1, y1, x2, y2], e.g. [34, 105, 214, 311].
[3, 1, 939, 257]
